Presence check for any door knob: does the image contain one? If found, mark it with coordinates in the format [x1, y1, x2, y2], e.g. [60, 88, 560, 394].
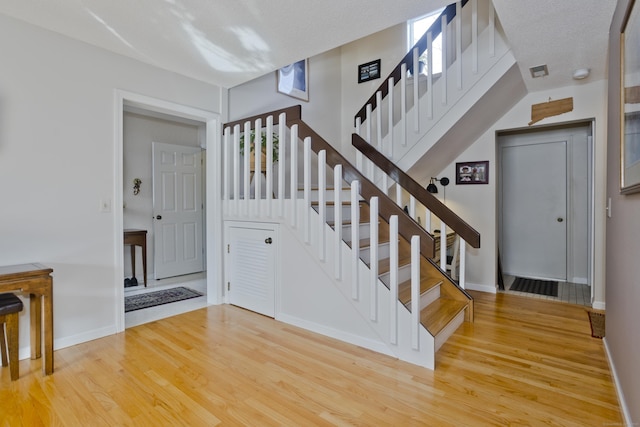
[557, 217, 563, 222]
[265, 237, 273, 244]
[156, 215, 162, 220]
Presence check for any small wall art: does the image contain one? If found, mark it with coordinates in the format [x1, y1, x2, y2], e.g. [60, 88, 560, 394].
[358, 59, 381, 83]
[456, 161, 489, 185]
[277, 59, 309, 101]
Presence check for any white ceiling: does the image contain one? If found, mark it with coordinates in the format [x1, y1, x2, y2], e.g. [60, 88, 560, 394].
[0, 0, 616, 90]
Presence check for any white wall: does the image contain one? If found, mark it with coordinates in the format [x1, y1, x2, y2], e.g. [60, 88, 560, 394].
[228, 49, 343, 146]
[339, 23, 408, 160]
[123, 112, 202, 281]
[0, 14, 222, 354]
[439, 80, 607, 304]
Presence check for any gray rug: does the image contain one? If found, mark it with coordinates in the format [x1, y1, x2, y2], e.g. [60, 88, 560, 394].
[125, 286, 203, 312]
[510, 277, 558, 297]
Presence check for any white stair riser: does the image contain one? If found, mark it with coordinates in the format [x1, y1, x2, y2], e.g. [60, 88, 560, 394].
[359, 241, 391, 264]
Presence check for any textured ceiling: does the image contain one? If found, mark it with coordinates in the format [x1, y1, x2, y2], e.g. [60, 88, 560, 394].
[0, 1, 617, 90]
[492, 0, 617, 92]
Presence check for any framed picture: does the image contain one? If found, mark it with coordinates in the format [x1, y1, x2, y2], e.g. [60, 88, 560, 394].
[277, 59, 309, 101]
[456, 161, 489, 185]
[621, 0, 640, 194]
[358, 59, 381, 83]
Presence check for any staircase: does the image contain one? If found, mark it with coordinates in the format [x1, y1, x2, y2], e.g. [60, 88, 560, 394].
[219, 0, 513, 369]
[315, 199, 472, 352]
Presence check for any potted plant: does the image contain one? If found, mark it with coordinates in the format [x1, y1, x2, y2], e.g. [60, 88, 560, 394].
[239, 129, 280, 173]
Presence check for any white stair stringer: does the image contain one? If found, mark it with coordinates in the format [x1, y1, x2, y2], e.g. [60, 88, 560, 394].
[224, 199, 436, 369]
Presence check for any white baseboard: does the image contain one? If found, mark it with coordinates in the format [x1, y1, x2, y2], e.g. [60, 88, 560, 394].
[277, 313, 393, 357]
[592, 300, 606, 310]
[571, 276, 588, 285]
[19, 324, 117, 361]
[465, 282, 497, 294]
[602, 338, 633, 426]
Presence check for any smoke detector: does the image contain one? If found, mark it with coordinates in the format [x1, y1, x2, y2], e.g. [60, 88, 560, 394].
[529, 64, 549, 78]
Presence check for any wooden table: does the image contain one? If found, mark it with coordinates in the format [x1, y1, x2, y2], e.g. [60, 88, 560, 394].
[0, 263, 54, 375]
[124, 229, 147, 286]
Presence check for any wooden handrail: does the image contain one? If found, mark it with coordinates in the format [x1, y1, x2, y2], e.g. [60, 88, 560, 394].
[224, 105, 302, 130]
[353, 133, 480, 248]
[354, 0, 469, 125]
[292, 120, 436, 257]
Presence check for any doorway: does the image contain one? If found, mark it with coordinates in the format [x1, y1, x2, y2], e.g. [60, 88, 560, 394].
[115, 91, 222, 333]
[497, 121, 593, 304]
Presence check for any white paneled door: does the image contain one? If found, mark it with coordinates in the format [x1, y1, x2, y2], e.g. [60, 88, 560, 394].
[152, 142, 204, 279]
[500, 140, 567, 281]
[227, 224, 277, 318]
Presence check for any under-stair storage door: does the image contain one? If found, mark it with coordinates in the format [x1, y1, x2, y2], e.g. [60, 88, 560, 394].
[227, 223, 277, 317]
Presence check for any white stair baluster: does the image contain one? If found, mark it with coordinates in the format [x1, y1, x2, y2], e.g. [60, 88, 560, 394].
[334, 164, 343, 280]
[489, 1, 495, 57]
[456, 1, 462, 90]
[410, 195, 416, 220]
[472, 0, 478, 74]
[366, 104, 373, 180]
[278, 113, 286, 216]
[413, 47, 420, 132]
[389, 215, 399, 345]
[303, 137, 311, 244]
[318, 149, 326, 261]
[401, 63, 407, 146]
[243, 121, 251, 215]
[376, 91, 383, 154]
[233, 125, 240, 215]
[290, 124, 298, 227]
[369, 196, 379, 321]
[411, 235, 420, 350]
[254, 119, 262, 208]
[355, 117, 363, 173]
[387, 77, 394, 157]
[223, 127, 230, 207]
[351, 180, 360, 300]
[459, 239, 466, 289]
[440, 222, 447, 271]
[427, 31, 433, 119]
[266, 115, 273, 217]
[441, 14, 448, 105]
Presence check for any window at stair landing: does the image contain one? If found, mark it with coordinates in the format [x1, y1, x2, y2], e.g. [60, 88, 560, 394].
[407, 8, 444, 75]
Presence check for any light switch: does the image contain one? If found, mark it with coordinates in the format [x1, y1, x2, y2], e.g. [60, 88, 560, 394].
[100, 198, 112, 213]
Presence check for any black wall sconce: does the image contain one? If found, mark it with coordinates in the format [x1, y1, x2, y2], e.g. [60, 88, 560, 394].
[427, 177, 449, 194]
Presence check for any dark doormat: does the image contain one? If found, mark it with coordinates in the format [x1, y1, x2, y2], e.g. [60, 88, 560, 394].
[509, 276, 558, 297]
[588, 311, 605, 338]
[125, 286, 203, 312]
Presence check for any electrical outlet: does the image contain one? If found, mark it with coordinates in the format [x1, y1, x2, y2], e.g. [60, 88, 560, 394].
[100, 198, 112, 213]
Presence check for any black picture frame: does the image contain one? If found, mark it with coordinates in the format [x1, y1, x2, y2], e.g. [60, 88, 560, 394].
[358, 59, 381, 83]
[456, 161, 489, 185]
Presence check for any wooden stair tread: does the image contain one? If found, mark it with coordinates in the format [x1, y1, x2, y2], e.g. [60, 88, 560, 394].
[420, 298, 467, 337]
[397, 277, 443, 305]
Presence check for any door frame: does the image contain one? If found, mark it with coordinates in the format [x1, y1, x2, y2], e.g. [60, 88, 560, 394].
[497, 120, 595, 296]
[115, 90, 223, 333]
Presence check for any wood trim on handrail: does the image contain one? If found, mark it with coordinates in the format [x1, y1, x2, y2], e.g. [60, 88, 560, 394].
[224, 105, 302, 130]
[354, 0, 468, 125]
[291, 120, 436, 258]
[353, 134, 480, 248]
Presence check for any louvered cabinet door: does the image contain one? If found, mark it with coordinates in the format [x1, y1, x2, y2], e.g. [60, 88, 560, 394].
[227, 224, 277, 317]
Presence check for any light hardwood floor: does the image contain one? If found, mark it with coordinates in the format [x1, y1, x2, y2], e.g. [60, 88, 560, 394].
[0, 291, 621, 425]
